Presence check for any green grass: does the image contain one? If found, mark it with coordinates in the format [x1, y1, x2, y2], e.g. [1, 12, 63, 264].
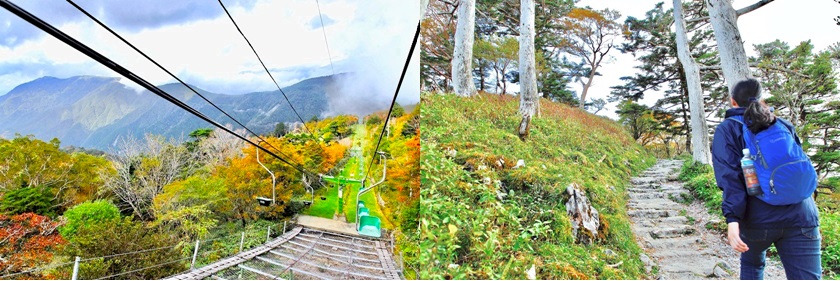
[419, 93, 655, 279]
[302, 185, 338, 219]
[679, 160, 723, 217]
[823, 212, 840, 278]
[301, 123, 394, 230]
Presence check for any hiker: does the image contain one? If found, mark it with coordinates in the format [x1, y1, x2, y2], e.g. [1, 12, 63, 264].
[711, 78, 822, 280]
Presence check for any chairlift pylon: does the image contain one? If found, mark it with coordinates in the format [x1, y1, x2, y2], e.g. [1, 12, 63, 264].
[255, 142, 277, 206]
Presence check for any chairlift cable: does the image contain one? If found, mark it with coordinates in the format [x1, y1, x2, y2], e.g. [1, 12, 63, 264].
[218, 0, 315, 136]
[65, 0, 310, 173]
[0, 0, 309, 174]
[363, 22, 420, 179]
[315, 0, 336, 76]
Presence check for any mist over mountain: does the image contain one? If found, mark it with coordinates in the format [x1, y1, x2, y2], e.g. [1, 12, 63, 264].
[0, 74, 342, 150]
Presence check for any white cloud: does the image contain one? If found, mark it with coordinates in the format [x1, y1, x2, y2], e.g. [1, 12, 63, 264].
[0, 0, 419, 112]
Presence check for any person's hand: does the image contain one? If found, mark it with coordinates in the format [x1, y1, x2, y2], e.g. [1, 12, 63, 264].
[727, 222, 749, 253]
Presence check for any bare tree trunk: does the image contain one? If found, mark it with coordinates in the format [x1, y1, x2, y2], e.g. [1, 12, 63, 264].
[500, 65, 508, 95]
[579, 68, 597, 108]
[452, 0, 477, 97]
[418, 0, 430, 92]
[674, 0, 711, 164]
[678, 75, 692, 152]
[479, 71, 485, 91]
[420, 0, 429, 20]
[518, 0, 538, 140]
[706, 0, 751, 93]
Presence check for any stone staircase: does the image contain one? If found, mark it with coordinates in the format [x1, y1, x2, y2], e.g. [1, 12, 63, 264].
[627, 159, 788, 280]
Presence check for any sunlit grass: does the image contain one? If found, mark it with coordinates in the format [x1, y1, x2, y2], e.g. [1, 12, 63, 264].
[302, 185, 338, 219]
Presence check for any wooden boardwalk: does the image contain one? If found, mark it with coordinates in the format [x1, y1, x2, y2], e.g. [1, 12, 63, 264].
[165, 226, 402, 280]
[167, 227, 303, 280]
[374, 241, 400, 280]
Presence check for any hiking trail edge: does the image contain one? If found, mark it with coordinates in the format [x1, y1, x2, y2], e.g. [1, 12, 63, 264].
[628, 159, 786, 280]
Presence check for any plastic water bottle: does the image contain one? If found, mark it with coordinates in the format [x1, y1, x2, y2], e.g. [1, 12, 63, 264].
[741, 148, 763, 196]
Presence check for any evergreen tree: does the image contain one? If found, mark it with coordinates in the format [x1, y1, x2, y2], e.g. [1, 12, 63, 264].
[610, 2, 724, 154]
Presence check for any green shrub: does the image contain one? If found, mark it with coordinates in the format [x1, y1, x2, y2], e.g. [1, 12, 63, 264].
[60, 217, 185, 280]
[366, 115, 382, 126]
[400, 199, 419, 232]
[0, 186, 55, 216]
[678, 159, 713, 182]
[59, 200, 121, 241]
[679, 160, 722, 216]
[823, 212, 840, 278]
[685, 173, 722, 215]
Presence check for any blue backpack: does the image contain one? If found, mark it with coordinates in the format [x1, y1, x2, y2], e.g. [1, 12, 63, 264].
[727, 116, 817, 205]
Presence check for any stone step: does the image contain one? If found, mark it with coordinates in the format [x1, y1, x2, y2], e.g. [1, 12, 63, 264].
[627, 188, 659, 194]
[650, 226, 697, 239]
[629, 192, 683, 200]
[644, 235, 703, 250]
[630, 183, 662, 190]
[628, 199, 683, 210]
[629, 193, 664, 200]
[658, 182, 686, 189]
[628, 209, 673, 219]
[660, 216, 689, 225]
[634, 222, 699, 236]
[659, 257, 727, 279]
[631, 177, 663, 185]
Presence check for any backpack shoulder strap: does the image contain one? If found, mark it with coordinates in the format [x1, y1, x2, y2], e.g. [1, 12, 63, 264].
[726, 116, 744, 126]
[774, 117, 802, 146]
[775, 117, 795, 134]
[725, 116, 753, 149]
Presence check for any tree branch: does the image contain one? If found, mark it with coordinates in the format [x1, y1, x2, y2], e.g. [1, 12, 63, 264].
[734, 0, 776, 17]
[698, 63, 810, 78]
[687, 0, 776, 23]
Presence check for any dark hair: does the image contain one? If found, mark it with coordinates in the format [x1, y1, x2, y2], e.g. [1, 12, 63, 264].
[731, 78, 774, 134]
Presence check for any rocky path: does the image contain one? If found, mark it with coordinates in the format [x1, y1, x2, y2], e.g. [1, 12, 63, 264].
[628, 159, 786, 280]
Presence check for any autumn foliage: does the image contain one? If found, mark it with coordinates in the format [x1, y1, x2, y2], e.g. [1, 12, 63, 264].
[0, 213, 66, 279]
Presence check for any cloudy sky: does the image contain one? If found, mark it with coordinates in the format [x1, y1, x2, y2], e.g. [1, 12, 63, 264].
[0, 0, 420, 113]
[575, 0, 839, 119]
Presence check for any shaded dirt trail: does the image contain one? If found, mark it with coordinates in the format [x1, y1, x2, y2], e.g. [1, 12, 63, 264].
[628, 159, 786, 280]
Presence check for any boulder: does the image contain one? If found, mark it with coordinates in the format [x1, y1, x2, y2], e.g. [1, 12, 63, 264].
[565, 183, 600, 245]
[525, 264, 536, 280]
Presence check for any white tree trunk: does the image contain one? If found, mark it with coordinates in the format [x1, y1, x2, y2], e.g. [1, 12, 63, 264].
[706, 0, 751, 93]
[451, 0, 477, 97]
[518, 0, 539, 140]
[673, 0, 711, 164]
[579, 69, 597, 108]
[420, 0, 429, 20]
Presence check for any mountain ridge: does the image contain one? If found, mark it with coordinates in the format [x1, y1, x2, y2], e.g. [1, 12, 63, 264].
[0, 74, 339, 150]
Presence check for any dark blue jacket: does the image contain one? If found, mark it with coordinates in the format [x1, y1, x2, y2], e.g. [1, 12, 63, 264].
[711, 107, 819, 228]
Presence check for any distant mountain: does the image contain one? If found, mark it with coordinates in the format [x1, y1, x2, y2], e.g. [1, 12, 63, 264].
[0, 75, 337, 150]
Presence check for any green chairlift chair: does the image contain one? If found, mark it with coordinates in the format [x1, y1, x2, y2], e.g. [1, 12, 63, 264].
[358, 216, 382, 238]
[355, 152, 387, 238]
[359, 207, 370, 217]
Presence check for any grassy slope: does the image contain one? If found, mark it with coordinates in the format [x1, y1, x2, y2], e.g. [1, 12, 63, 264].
[420, 93, 655, 279]
[304, 185, 339, 219]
